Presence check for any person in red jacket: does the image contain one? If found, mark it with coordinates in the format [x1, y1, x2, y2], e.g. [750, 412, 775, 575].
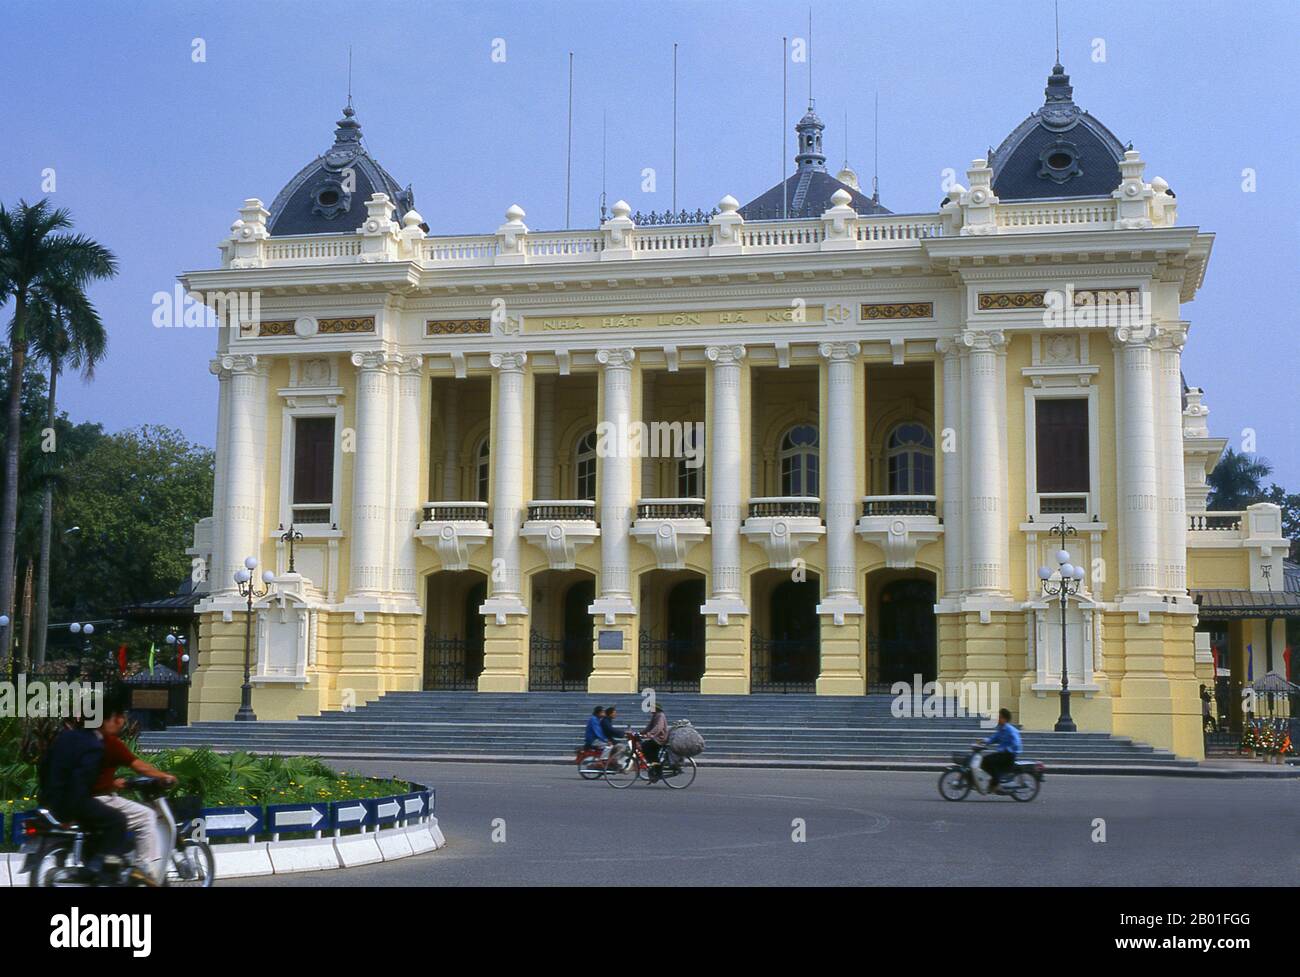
[92, 702, 176, 881]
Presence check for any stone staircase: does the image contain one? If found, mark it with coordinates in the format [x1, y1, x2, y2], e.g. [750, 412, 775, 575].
[141, 692, 1199, 771]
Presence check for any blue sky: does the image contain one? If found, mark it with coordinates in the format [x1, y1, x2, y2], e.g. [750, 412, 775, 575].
[3, 0, 1296, 485]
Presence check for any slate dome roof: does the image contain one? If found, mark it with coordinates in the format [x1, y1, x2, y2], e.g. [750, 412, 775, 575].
[266, 104, 416, 236]
[989, 63, 1127, 200]
[740, 104, 890, 221]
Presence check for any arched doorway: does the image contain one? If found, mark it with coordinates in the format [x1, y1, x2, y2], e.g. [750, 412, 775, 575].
[638, 574, 705, 691]
[753, 575, 821, 692]
[423, 571, 487, 690]
[528, 573, 595, 690]
[871, 577, 937, 691]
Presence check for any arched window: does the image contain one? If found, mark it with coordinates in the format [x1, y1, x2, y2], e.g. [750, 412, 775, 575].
[677, 425, 703, 498]
[475, 437, 490, 503]
[575, 430, 598, 500]
[780, 424, 819, 497]
[886, 422, 934, 495]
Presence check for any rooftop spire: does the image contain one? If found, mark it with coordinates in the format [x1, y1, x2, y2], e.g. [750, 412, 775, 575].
[794, 102, 826, 171]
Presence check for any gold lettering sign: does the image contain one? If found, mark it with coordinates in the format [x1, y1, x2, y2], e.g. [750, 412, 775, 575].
[978, 289, 1139, 311]
[860, 302, 933, 320]
[523, 306, 825, 333]
[426, 318, 491, 336]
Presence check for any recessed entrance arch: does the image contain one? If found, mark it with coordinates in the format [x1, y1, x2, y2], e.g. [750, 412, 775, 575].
[528, 570, 595, 690]
[423, 570, 488, 690]
[638, 570, 706, 691]
[751, 568, 821, 692]
[868, 571, 937, 692]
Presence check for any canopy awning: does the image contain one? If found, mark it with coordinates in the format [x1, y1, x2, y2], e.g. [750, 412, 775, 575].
[1192, 589, 1300, 619]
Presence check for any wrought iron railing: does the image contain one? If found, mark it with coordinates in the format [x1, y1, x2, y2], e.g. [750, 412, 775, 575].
[861, 495, 937, 517]
[291, 504, 333, 524]
[1038, 494, 1088, 515]
[750, 631, 819, 693]
[422, 501, 490, 522]
[637, 631, 704, 692]
[748, 497, 821, 519]
[528, 630, 593, 691]
[636, 498, 707, 520]
[526, 500, 597, 522]
[423, 635, 484, 691]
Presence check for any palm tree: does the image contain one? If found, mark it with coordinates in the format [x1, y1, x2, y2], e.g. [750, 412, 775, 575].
[0, 200, 116, 659]
[1207, 447, 1272, 511]
[28, 279, 107, 664]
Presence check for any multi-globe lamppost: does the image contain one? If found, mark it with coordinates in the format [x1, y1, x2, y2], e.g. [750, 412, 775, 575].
[1037, 516, 1086, 733]
[233, 556, 273, 722]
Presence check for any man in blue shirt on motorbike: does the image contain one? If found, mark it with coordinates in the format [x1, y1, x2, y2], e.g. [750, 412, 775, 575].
[981, 708, 1022, 791]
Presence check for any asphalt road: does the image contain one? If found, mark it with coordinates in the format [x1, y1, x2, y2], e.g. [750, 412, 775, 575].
[229, 762, 1300, 886]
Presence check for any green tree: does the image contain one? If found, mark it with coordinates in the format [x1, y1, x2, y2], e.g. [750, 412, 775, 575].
[1206, 447, 1272, 511]
[1260, 484, 1300, 560]
[56, 425, 213, 619]
[27, 269, 109, 663]
[0, 200, 116, 656]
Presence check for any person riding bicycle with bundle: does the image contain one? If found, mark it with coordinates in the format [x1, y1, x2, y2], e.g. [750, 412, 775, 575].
[640, 704, 670, 782]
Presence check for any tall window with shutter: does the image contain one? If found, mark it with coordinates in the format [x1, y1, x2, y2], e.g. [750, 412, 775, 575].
[1035, 399, 1089, 493]
[293, 417, 336, 520]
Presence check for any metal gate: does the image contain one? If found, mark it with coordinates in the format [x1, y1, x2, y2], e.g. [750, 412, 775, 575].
[637, 631, 704, 691]
[750, 631, 818, 693]
[528, 630, 592, 691]
[423, 636, 482, 691]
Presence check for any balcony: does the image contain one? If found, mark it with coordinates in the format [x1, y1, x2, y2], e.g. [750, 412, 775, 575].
[521, 499, 599, 570]
[415, 501, 491, 572]
[741, 497, 824, 569]
[630, 498, 709, 570]
[856, 495, 943, 570]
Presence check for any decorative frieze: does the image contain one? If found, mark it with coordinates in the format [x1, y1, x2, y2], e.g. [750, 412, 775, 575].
[426, 318, 491, 336]
[977, 288, 1139, 311]
[319, 316, 376, 334]
[859, 302, 933, 320]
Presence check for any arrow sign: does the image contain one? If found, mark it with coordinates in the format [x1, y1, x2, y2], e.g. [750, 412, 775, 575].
[267, 804, 327, 832]
[201, 806, 264, 838]
[368, 796, 403, 824]
[401, 793, 425, 818]
[330, 800, 372, 830]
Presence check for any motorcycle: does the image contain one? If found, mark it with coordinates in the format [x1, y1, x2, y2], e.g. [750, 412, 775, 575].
[21, 776, 215, 887]
[575, 743, 612, 779]
[938, 744, 1044, 802]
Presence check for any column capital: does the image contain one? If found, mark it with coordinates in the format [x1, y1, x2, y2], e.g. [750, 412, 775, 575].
[350, 349, 396, 372]
[394, 352, 425, 375]
[706, 344, 746, 366]
[489, 350, 528, 373]
[217, 352, 265, 376]
[1151, 322, 1187, 352]
[1110, 323, 1159, 348]
[959, 328, 1005, 353]
[817, 340, 861, 362]
[935, 336, 963, 358]
[595, 347, 636, 369]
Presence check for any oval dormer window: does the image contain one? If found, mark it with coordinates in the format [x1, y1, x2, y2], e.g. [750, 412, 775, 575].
[317, 189, 340, 207]
[1047, 150, 1074, 170]
[1038, 140, 1082, 185]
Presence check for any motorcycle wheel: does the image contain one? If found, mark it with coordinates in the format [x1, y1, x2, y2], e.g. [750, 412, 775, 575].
[605, 756, 640, 789]
[1008, 772, 1040, 802]
[27, 846, 80, 887]
[660, 757, 697, 790]
[165, 840, 215, 888]
[938, 768, 971, 801]
[578, 757, 603, 780]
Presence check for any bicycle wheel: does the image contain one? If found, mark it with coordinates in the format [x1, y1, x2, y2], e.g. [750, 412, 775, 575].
[578, 757, 603, 780]
[660, 756, 697, 790]
[937, 769, 970, 801]
[165, 840, 215, 887]
[1007, 772, 1040, 803]
[605, 754, 640, 789]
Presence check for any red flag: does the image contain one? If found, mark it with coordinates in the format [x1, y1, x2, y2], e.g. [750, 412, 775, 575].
[1285, 646, 1292, 682]
[117, 644, 127, 675]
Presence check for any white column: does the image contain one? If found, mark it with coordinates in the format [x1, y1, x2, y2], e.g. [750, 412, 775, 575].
[701, 345, 748, 620]
[936, 338, 964, 597]
[591, 348, 637, 621]
[1156, 326, 1188, 598]
[816, 341, 863, 621]
[534, 374, 555, 499]
[960, 329, 1009, 595]
[1115, 327, 1161, 597]
[390, 354, 423, 601]
[640, 374, 656, 498]
[440, 381, 460, 499]
[208, 359, 233, 595]
[216, 354, 267, 596]
[347, 351, 394, 600]
[481, 352, 528, 620]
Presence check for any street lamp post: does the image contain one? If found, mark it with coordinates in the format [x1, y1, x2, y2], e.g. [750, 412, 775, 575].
[278, 524, 303, 574]
[1037, 516, 1086, 733]
[233, 556, 273, 722]
[165, 632, 189, 674]
[69, 622, 96, 678]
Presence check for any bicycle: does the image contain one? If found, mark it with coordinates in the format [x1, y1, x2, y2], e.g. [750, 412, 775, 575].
[605, 732, 697, 790]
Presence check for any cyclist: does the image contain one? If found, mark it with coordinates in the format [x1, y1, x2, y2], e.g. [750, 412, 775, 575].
[640, 704, 670, 782]
[93, 697, 177, 881]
